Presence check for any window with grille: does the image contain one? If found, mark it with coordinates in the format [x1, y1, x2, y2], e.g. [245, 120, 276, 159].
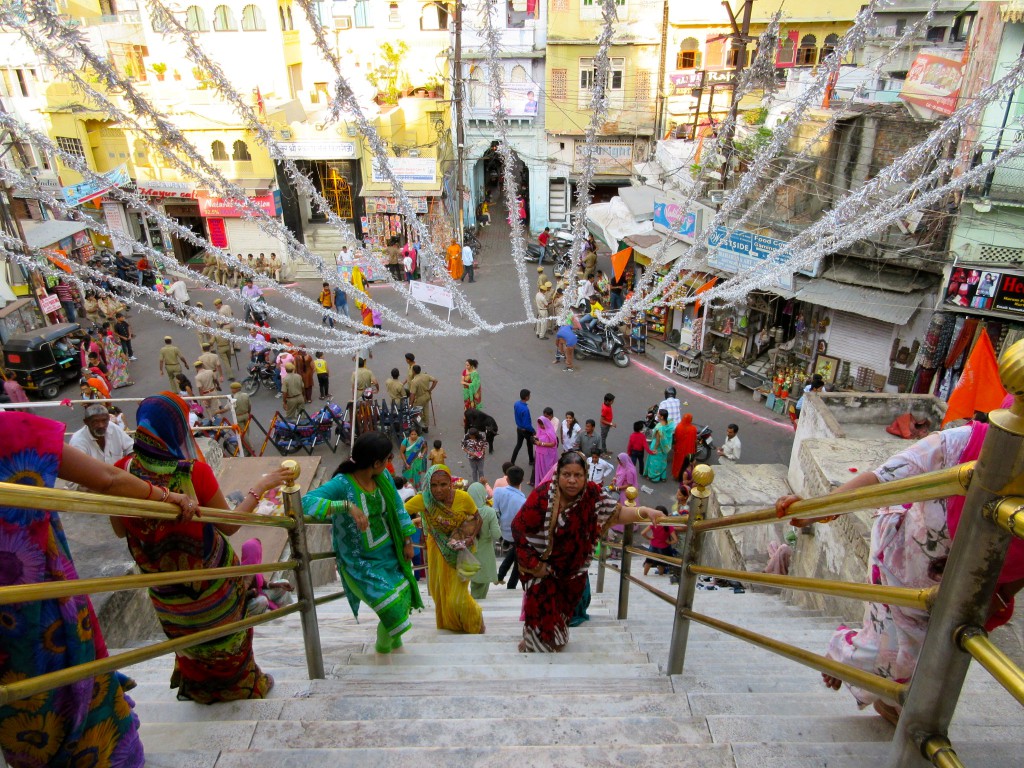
[579, 57, 594, 91]
[676, 38, 700, 69]
[821, 33, 839, 62]
[550, 68, 567, 100]
[241, 5, 265, 30]
[185, 5, 208, 31]
[777, 37, 795, 65]
[232, 140, 252, 161]
[552, 0, 568, 10]
[726, 42, 746, 68]
[610, 58, 624, 90]
[211, 140, 228, 161]
[634, 69, 651, 102]
[55, 136, 85, 158]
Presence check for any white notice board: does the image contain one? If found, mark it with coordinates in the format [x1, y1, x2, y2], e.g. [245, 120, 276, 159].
[406, 280, 456, 320]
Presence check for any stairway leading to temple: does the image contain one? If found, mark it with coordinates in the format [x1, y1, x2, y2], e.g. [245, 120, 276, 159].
[121, 568, 1020, 768]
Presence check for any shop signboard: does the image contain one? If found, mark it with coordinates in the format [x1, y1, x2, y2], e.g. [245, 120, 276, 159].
[197, 193, 279, 218]
[277, 140, 357, 159]
[899, 49, 965, 117]
[652, 195, 709, 244]
[62, 164, 129, 206]
[371, 157, 437, 185]
[573, 142, 634, 176]
[944, 267, 1024, 316]
[38, 292, 61, 315]
[137, 180, 197, 198]
[707, 226, 795, 291]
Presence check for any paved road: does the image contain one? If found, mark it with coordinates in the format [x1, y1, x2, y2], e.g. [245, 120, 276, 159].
[42, 201, 794, 509]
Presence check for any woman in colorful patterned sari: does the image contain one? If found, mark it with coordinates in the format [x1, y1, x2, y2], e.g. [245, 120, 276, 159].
[512, 452, 665, 652]
[302, 431, 422, 654]
[400, 427, 428, 491]
[112, 393, 287, 703]
[643, 408, 674, 483]
[776, 397, 1024, 725]
[404, 465, 485, 633]
[101, 322, 132, 389]
[461, 359, 482, 411]
[0, 411, 197, 767]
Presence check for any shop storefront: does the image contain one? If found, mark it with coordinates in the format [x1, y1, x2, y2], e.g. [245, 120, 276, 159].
[360, 156, 446, 260]
[135, 181, 201, 263]
[196, 188, 287, 261]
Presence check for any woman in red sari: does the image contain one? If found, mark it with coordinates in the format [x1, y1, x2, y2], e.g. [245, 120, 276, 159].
[512, 452, 666, 652]
[671, 413, 697, 482]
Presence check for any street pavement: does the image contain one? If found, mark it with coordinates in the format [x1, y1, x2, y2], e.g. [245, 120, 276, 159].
[42, 202, 794, 510]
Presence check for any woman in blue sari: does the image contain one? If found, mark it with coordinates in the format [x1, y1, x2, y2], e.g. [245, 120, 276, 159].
[303, 431, 422, 653]
[400, 427, 427, 491]
[644, 408, 674, 483]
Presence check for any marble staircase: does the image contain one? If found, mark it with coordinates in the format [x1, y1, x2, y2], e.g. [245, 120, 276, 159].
[119, 568, 1020, 768]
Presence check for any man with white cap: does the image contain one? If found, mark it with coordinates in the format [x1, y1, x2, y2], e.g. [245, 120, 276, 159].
[67, 404, 134, 489]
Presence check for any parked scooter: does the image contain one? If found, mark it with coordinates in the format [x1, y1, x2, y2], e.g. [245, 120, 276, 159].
[574, 320, 629, 368]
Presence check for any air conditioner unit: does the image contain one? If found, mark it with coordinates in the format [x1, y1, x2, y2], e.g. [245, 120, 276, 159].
[334, 16, 352, 29]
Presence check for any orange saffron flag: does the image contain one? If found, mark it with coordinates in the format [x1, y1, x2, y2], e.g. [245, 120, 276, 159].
[942, 331, 1007, 425]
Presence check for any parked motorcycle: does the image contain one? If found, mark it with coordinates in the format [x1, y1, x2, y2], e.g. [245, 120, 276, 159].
[574, 321, 629, 368]
[242, 360, 278, 395]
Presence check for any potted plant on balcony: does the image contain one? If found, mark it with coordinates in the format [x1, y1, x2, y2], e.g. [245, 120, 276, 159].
[425, 75, 443, 98]
[193, 66, 210, 89]
[367, 41, 408, 106]
[173, 69, 182, 81]
[151, 62, 167, 82]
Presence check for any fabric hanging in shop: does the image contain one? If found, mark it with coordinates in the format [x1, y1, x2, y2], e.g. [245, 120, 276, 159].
[944, 318, 979, 369]
[692, 276, 718, 315]
[942, 332, 1007, 425]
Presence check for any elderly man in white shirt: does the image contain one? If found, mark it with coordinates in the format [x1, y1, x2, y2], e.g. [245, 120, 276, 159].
[67, 404, 134, 489]
[717, 423, 742, 462]
[658, 387, 682, 427]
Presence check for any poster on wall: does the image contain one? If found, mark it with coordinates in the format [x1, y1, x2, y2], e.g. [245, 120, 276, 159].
[944, 267, 1024, 315]
[207, 217, 228, 249]
[652, 195, 711, 244]
[899, 49, 965, 117]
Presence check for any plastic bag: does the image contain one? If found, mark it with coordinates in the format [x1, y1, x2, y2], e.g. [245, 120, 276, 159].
[456, 547, 480, 581]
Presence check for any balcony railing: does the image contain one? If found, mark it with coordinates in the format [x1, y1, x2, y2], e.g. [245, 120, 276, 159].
[967, 148, 1024, 205]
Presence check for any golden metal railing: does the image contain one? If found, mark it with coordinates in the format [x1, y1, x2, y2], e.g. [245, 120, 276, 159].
[596, 339, 1024, 768]
[0, 458, 330, 709]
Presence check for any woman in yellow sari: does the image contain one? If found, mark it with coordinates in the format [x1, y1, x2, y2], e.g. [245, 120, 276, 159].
[404, 465, 485, 633]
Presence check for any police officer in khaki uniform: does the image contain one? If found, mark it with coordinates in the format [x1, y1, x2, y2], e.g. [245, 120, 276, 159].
[214, 299, 236, 381]
[158, 336, 189, 388]
[281, 362, 305, 421]
[199, 343, 223, 385]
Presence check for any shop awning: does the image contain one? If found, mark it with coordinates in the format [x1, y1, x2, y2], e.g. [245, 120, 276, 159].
[796, 278, 929, 325]
[20, 220, 92, 250]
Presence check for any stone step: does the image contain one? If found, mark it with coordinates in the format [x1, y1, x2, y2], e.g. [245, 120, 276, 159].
[145, 744, 738, 768]
[328, 661, 663, 682]
[342, 650, 649, 667]
[730, 742, 1018, 768]
[135, 691, 693, 724]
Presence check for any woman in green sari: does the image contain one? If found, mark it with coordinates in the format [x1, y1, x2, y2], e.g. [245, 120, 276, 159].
[467, 482, 501, 600]
[302, 431, 422, 653]
[461, 358, 482, 411]
[400, 427, 427, 491]
[643, 408, 674, 483]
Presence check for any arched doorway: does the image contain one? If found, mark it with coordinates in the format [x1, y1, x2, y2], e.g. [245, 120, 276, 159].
[472, 141, 529, 227]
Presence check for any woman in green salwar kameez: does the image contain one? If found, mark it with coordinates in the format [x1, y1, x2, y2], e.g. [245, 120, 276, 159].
[303, 431, 423, 653]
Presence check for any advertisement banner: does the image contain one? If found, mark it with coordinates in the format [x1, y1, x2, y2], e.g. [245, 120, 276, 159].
[652, 196, 709, 244]
[62, 164, 129, 206]
[371, 157, 437, 185]
[207, 217, 229, 248]
[367, 197, 429, 214]
[944, 267, 1024, 316]
[196, 193, 279, 218]
[899, 50, 965, 117]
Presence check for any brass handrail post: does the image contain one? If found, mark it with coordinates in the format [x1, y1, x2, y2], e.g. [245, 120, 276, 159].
[886, 340, 1024, 767]
[668, 464, 714, 676]
[281, 459, 325, 679]
[615, 486, 638, 619]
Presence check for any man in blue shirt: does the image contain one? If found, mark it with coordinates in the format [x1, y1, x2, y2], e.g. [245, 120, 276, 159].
[494, 465, 527, 589]
[510, 388, 535, 466]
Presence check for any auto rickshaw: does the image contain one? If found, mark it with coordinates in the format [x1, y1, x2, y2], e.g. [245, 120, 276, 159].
[3, 323, 87, 399]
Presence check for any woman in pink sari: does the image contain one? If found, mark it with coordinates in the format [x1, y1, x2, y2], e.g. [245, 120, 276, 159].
[776, 398, 1024, 725]
[533, 415, 558, 486]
